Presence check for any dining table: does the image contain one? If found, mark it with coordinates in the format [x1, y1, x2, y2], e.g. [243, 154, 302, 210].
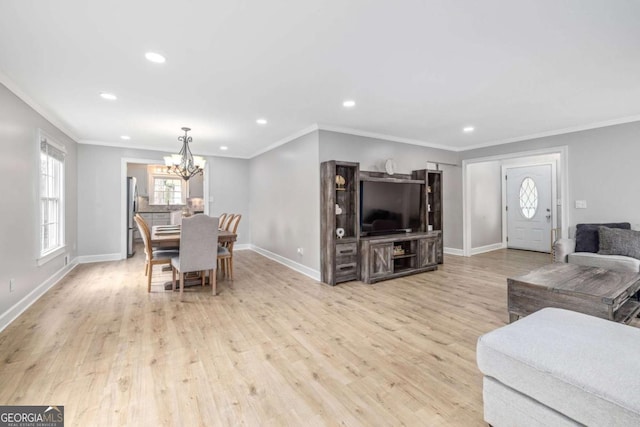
[150, 224, 237, 247]
[150, 224, 237, 290]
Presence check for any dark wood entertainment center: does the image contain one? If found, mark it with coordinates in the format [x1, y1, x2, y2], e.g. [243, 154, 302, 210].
[320, 160, 443, 285]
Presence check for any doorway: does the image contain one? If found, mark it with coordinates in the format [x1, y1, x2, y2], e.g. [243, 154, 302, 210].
[462, 147, 567, 257]
[505, 164, 554, 253]
[120, 157, 210, 259]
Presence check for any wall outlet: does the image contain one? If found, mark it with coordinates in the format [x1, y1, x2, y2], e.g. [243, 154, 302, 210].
[297, 247, 304, 255]
[575, 200, 587, 209]
[9, 279, 15, 292]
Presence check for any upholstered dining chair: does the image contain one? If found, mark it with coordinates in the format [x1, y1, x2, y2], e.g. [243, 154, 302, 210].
[134, 214, 179, 292]
[218, 213, 227, 229]
[171, 214, 219, 300]
[137, 213, 178, 251]
[218, 214, 242, 280]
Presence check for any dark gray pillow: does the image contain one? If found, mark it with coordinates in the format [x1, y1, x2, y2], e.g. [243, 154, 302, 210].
[598, 227, 640, 260]
[575, 222, 631, 253]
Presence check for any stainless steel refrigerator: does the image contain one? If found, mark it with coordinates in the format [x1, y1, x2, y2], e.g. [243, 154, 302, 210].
[126, 176, 137, 257]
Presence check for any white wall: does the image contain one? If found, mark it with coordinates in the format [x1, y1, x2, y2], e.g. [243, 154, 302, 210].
[249, 131, 320, 273]
[461, 121, 640, 234]
[317, 130, 464, 250]
[0, 83, 78, 320]
[467, 161, 502, 249]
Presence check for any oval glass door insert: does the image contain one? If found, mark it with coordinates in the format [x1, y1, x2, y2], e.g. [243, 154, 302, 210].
[519, 177, 538, 219]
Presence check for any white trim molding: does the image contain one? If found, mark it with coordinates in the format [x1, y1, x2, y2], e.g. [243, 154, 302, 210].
[0, 259, 78, 333]
[317, 124, 454, 152]
[76, 253, 122, 264]
[444, 247, 465, 256]
[249, 245, 321, 281]
[0, 71, 81, 142]
[250, 124, 319, 158]
[470, 242, 506, 256]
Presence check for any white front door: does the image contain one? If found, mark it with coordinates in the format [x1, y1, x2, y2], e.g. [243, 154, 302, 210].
[506, 165, 552, 252]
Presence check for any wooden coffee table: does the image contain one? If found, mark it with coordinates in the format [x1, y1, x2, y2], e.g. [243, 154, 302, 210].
[507, 263, 640, 324]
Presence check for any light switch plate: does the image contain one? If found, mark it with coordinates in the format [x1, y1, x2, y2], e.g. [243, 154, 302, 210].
[575, 200, 587, 209]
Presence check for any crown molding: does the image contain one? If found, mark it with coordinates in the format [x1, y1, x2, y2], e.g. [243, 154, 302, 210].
[249, 124, 320, 158]
[78, 139, 249, 159]
[0, 70, 81, 142]
[4, 67, 639, 158]
[317, 124, 455, 152]
[460, 115, 640, 152]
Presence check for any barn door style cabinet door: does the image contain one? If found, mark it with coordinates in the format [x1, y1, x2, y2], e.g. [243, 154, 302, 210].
[320, 161, 360, 285]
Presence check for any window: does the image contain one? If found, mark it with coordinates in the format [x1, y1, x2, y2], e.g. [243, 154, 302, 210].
[39, 132, 65, 260]
[519, 177, 538, 219]
[148, 166, 187, 205]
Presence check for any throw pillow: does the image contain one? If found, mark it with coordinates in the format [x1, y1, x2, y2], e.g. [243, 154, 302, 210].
[598, 227, 640, 260]
[574, 222, 631, 253]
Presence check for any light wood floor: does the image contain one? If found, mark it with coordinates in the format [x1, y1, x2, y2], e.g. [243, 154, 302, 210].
[0, 248, 569, 425]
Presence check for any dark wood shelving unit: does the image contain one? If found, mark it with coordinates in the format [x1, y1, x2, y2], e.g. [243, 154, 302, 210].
[321, 161, 444, 285]
[320, 161, 360, 285]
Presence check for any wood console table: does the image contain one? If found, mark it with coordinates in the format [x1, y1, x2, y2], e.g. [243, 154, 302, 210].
[507, 263, 640, 324]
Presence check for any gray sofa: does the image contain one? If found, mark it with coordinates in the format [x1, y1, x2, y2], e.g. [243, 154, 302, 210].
[477, 307, 640, 426]
[553, 222, 640, 272]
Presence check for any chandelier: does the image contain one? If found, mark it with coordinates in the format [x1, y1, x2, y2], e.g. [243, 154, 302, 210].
[163, 127, 206, 181]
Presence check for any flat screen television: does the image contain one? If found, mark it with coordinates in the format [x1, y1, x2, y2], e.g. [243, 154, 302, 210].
[360, 180, 422, 236]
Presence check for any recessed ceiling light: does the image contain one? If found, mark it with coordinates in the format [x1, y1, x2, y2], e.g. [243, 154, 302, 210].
[343, 100, 356, 108]
[256, 118, 268, 125]
[100, 92, 117, 101]
[120, 135, 131, 140]
[220, 146, 228, 151]
[145, 52, 166, 64]
[463, 126, 475, 133]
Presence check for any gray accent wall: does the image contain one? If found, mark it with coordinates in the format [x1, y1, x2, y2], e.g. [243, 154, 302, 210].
[207, 156, 251, 243]
[318, 130, 464, 249]
[249, 131, 320, 271]
[0, 83, 78, 317]
[461, 121, 640, 234]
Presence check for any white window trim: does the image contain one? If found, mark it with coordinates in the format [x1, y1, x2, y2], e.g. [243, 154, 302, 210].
[37, 130, 66, 265]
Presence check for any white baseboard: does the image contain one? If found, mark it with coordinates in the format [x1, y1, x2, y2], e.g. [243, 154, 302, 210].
[444, 247, 464, 256]
[0, 259, 78, 333]
[249, 245, 321, 281]
[470, 242, 506, 256]
[76, 253, 122, 264]
[233, 244, 251, 251]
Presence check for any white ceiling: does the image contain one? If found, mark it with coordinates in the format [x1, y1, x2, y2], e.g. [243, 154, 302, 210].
[1, 0, 640, 158]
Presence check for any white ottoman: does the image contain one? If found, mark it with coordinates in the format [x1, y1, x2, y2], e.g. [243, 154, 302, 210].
[477, 308, 640, 427]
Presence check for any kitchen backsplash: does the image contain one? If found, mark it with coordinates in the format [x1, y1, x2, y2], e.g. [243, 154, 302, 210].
[137, 196, 204, 213]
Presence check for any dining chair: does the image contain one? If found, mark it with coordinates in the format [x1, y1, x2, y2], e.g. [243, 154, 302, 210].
[171, 214, 220, 300]
[134, 215, 179, 292]
[218, 213, 227, 229]
[136, 213, 179, 251]
[221, 213, 234, 231]
[218, 214, 241, 280]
